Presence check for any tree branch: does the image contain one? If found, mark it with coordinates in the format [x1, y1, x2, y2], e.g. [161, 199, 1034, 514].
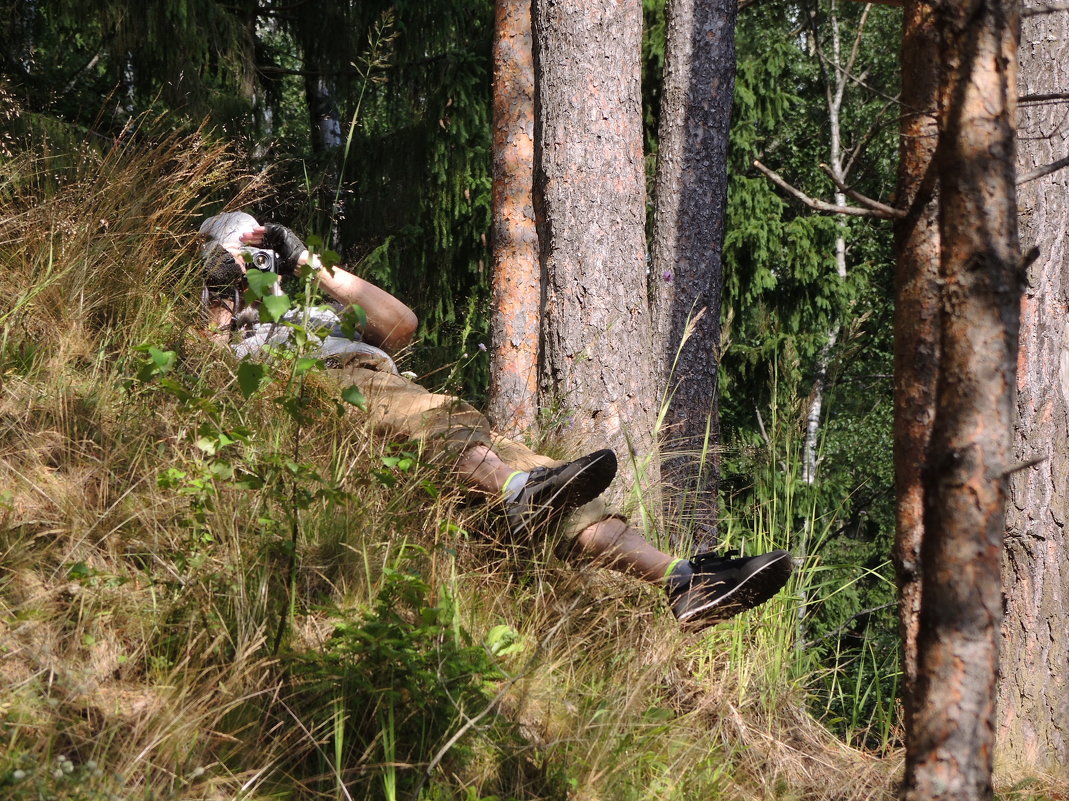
[844, 94, 899, 176]
[1019, 92, 1069, 105]
[801, 601, 898, 649]
[843, 5, 873, 98]
[1023, 3, 1069, 17]
[741, 0, 901, 12]
[1018, 154, 1069, 184]
[753, 160, 902, 219]
[819, 163, 905, 217]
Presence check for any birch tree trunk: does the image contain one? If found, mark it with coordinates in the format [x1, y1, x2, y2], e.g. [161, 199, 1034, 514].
[798, 1, 863, 628]
[533, 0, 659, 492]
[902, 2, 1020, 800]
[489, 0, 540, 436]
[997, 0, 1069, 776]
[648, 0, 736, 545]
[802, 0, 862, 489]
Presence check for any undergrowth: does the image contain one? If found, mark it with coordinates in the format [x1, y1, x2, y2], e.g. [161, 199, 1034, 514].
[0, 121, 903, 800]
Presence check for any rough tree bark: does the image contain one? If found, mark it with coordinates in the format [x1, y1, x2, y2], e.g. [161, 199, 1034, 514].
[489, 0, 540, 436]
[996, 0, 1069, 777]
[648, 0, 736, 546]
[901, 2, 1020, 800]
[532, 0, 659, 491]
[893, 0, 941, 735]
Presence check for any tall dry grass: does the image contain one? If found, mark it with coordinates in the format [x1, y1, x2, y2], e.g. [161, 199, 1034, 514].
[0, 120, 900, 801]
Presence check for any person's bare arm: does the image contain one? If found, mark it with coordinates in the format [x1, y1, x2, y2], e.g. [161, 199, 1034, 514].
[313, 262, 418, 352]
[235, 226, 418, 352]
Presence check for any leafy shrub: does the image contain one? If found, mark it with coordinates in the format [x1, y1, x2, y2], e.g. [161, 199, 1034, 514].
[288, 547, 509, 799]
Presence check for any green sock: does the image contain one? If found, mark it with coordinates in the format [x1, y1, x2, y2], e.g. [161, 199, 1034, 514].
[502, 470, 530, 502]
[664, 558, 693, 590]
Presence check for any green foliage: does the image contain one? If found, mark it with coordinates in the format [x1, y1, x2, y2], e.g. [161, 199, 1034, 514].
[714, 0, 901, 748]
[719, 358, 899, 749]
[4, 0, 495, 388]
[289, 547, 509, 799]
[1, 753, 127, 801]
[3, 0, 258, 133]
[333, 0, 494, 389]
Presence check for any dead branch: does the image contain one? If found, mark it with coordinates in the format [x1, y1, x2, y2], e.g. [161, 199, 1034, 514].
[843, 4, 873, 95]
[742, 0, 901, 12]
[1023, 3, 1069, 17]
[753, 160, 901, 219]
[844, 94, 900, 176]
[1018, 154, 1069, 184]
[819, 163, 905, 218]
[1019, 92, 1069, 105]
[1001, 455, 1049, 478]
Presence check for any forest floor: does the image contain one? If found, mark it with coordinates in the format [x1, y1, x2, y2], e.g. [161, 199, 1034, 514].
[1, 121, 1063, 801]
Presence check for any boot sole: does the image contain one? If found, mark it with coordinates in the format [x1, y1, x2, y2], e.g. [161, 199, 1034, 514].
[508, 450, 617, 535]
[677, 550, 793, 631]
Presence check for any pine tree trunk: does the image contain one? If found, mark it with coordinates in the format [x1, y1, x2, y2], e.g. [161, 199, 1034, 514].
[532, 0, 659, 490]
[902, 2, 1020, 800]
[648, 0, 736, 547]
[997, 0, 1069, 776]
[893, 0, 941, 735]
[489, 0, 540, 436]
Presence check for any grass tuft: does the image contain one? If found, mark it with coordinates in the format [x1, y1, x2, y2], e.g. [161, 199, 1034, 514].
[0, 118, 904, 801]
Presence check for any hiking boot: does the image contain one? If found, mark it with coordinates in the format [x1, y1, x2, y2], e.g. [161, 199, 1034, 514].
[668, 549, 793, 631]
[506, 449, 617, 537]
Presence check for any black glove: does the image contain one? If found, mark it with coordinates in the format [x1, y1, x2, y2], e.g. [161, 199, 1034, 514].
[262, 223, 307, 276]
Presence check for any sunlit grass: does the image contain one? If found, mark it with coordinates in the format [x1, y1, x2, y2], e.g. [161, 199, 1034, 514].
[0, 119, 908, 801]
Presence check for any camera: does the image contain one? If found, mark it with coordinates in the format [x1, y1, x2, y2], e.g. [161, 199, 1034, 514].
[241, 248, 279, 273]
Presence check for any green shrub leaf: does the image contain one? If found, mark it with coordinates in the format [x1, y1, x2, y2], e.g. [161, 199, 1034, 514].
[341, 385, 367, 411]
[237, 361, 268, 398]
[245, 268, 280, 299]
[261, 293, 291, 323]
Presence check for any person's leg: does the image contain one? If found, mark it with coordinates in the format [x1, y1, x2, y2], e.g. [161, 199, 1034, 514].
[455, 444, 516, 493]
[328, 366, 616, 534]
[455, 444, 617, 535]
[572, 516, 676, 581]
[570, 515, 794, 630]
[327, 366, 791, 629]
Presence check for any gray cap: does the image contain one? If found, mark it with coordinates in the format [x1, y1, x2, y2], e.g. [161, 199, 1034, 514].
[198, 211, 260, 257]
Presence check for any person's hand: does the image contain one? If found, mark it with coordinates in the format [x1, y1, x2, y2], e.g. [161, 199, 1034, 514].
[262, 223, 309, 276]
[238, 226, 267, 247]
[220, 225, 266, 272]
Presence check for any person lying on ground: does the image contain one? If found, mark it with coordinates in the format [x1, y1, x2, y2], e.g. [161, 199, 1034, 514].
[197, 211, 793, 630]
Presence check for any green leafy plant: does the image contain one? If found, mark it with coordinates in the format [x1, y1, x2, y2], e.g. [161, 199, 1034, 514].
[287, 546, 510, 799]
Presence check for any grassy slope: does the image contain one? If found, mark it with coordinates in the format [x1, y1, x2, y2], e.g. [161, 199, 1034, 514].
[0, 129, 898, 800]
